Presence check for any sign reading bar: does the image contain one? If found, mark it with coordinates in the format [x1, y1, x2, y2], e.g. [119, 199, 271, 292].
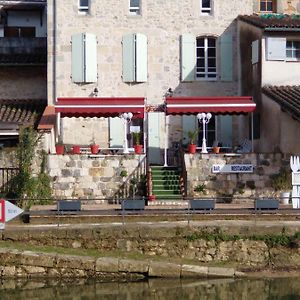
[212, 164, 253, 174]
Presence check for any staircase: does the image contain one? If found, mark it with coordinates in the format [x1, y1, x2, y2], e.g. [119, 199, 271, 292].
[150, 166, 182, 200]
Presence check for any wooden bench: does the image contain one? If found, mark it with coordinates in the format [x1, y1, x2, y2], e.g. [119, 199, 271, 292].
[190, 199, 215, 210]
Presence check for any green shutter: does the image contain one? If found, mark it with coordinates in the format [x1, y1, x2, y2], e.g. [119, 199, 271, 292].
[220, 33, 233, 81]
[148, 112, 162, 165]
[219, 115, 232, 147]
[136, 33, 147, 82]
[109, 117, 124, 147]
[122, 34, 135, 82]
[182, 115, 197, 145]
[181, 34, 196, 82]
[85, 33, 97, 83]
[71, 33, 85, 83]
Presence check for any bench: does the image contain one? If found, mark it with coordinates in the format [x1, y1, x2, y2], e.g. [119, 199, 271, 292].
[190, 199, 215, 210]
[121, 199, 145, 210]
[57, 200, 81, 212]
[255, 199, 279, 210]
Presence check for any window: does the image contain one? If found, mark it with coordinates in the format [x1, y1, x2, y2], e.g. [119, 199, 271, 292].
[196, 37, 217, 79]
[198, 116, 216, 146]
[129, 0, 140, 15]
[122, 33, 147, 82]
[78, 0, 89, 13]
[259, 0, 276, 12]
[286, 41, 300, 61]
[200, 0, 212, 15]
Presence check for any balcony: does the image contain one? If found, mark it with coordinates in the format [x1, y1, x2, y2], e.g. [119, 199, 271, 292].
[0, 37, 46, 65]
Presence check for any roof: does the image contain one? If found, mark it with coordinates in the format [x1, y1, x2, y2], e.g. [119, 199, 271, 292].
[262, 86, 300, 121]
[38, 106, 55, 131]
[0, 99, 46, 129]
[238, 14, 300, 30]
[165, 97, 256, 115]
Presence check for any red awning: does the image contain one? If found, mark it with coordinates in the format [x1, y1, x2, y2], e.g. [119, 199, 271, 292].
[55, 97, 145, 119]
[165, 97, 256, 115]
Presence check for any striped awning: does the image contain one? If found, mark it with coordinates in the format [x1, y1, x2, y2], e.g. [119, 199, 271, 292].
[165, 97, 256, 115]
[55, 97, 145, 119]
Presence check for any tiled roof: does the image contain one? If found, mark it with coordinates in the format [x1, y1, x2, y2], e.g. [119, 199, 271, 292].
[262, 86, 300, 121]
[238, 14, 300, 29]
[0, 99, 46, 128]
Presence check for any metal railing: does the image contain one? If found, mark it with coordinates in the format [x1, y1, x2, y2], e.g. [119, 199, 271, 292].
[0, 167, 19, 194]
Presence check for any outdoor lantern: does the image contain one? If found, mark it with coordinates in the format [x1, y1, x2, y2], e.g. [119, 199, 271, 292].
[120, 112, 133, 154]
[197, 112, 212, 154]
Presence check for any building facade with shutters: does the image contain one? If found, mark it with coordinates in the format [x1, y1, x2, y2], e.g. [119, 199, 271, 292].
[47, 0, 257, 163]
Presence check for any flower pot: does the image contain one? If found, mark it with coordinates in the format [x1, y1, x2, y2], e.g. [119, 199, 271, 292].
[55, 144, 64, 155]
[149, 195, 156, 201]
[90, 144, 99, 154]
[212, 146, 220, 154]
[280, 191, 290, 205]
[134, 144, 143, 154]
[188, 144, 197, 154]
[72, 145, 81, 154]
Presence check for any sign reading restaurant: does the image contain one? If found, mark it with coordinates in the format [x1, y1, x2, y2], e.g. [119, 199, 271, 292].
[212, 164, 254, 174]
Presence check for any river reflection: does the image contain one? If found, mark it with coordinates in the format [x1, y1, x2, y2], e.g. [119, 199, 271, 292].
[0, 277, 300, 299]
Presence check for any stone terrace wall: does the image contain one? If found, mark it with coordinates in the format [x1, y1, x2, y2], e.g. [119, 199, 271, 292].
[185, 153, 288, 200]
[48, 154, 146, 199]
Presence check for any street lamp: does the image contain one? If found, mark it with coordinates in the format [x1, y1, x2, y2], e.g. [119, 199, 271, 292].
[120, 112, 133, 154]
[197, 112, 212, 154]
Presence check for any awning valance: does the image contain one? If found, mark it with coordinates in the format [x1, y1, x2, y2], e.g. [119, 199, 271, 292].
[55, 97, 145, 119]
[165, 97, 256, 115]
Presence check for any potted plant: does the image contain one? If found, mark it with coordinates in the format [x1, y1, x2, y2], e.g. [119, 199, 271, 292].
[72, 145, 81, 154]
[55, 137, 64, 155]
[90, 136, 99, 154]
[132, 132, 143, 154]
[271, 168, 291, 205]
[187, 129, 198, 154]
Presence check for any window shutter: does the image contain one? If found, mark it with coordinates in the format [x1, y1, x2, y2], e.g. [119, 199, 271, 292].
[148, 112, 162, 165]
[85, 33, 97, 83]
[135, 33, 147, 82]
[181, 34, 196, 82]
[122, 34, 135, 82]
[182, 115, 197, 145]
[109, 117, 124, 147]
[71, 33, 85, 83]
[220, 32, 233, 81]
[266, 37, 286, 60]
[252, 40, 259, 64]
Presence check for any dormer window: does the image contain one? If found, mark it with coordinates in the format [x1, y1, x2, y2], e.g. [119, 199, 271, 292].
[259, 0, 276, 13]
[78, 0, 89, 13]
[129, 0, 140, 15]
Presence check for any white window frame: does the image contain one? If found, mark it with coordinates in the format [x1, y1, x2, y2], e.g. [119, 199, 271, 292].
[200, 0, 212, 15]
[286, 40, 300, 61]
[196, 36, 217, 80]
[129, 0, 141, 15]
[78, 0, 89, 13]
[259, 0, 276, 13]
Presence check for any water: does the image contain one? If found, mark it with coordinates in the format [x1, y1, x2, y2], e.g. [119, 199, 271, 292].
[0, 277, 300, 300]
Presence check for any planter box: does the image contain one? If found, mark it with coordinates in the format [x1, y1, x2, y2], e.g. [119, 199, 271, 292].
[255, 199, 279, 210]
[122, 199, 145, 210]
[190, 199, 215, 210]
[57, 200, 81, 212]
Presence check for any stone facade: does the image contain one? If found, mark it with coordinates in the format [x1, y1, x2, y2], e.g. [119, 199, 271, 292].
[184, 152, 288, 199]
[48, 154, 146, 198]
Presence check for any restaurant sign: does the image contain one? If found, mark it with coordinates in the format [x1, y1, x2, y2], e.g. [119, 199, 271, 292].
[212, 164, 254, 174]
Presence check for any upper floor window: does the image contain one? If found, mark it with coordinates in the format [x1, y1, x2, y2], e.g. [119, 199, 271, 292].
[259, 0, 276, 13]
[196, 36, 217, 79]
[129, 0, 140, 15]
[200, 0, 212, 15]
[286, 40, 300, 61]
[78, 0, 89, 13]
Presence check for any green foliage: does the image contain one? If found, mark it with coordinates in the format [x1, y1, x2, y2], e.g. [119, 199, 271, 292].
[270, 168, 291, 191]
[120, 170, 128, 177]
[187, 129, 198, 145]
[194, 183, 207, 194]
[10, 127, 52, 208]
[132, 132, 141, 145]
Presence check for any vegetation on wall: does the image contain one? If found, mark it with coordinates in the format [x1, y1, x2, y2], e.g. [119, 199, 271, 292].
[9, 127, 52, 208]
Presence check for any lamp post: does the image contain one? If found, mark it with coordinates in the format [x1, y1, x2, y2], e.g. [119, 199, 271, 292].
[120, 112, 133, 154]
[197, 112, 212, 154]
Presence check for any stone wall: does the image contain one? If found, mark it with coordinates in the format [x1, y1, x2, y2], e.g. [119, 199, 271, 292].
[185, 152, 288, 199]
[48, 154, 146, 199]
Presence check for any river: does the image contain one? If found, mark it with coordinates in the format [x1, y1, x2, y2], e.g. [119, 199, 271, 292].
[0, 277, 300, 299]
